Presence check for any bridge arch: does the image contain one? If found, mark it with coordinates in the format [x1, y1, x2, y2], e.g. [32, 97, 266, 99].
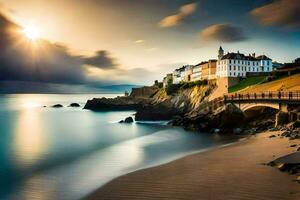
[235, 103, 280, 112]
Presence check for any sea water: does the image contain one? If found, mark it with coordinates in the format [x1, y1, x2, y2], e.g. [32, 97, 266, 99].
[0, 94, 237, 200]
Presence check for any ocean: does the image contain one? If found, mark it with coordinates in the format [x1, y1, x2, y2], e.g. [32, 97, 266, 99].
[0, 94, 237, 200]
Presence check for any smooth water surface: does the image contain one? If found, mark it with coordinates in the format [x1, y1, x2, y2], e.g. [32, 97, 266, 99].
[0, 94, 237, 200]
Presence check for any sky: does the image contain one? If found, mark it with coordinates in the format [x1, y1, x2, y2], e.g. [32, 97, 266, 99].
[0, 0, 299, 91]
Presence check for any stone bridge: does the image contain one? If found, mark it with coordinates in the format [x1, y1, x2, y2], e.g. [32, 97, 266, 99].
[224, 91, 300, 112]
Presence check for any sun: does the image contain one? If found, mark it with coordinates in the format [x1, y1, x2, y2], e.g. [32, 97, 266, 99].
[23, 25, 40, 40]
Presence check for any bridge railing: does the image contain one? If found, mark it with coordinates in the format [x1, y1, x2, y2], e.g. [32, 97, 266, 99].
[224, 91, 300, 102]
[197, 97, 225, 113]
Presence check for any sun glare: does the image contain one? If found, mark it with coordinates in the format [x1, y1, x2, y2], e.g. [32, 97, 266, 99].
[23, 25, 40, 40]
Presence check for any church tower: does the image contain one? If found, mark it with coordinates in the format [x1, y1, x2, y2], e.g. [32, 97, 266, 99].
[218, 46, 224, 60]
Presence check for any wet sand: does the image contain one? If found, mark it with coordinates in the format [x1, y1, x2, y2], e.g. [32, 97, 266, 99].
[85, 131, 300, 200]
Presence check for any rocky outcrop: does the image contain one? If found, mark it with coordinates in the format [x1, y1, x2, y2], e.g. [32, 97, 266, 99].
[69, 103, 80, 107]
[120, 117, 134, 123]
[84, 97, 147, 111]
[275, 111, 289, 127]
[169, 103, 246, 132]
[135, 103, 182, 121]
[52, 104, 63, 108]
[84, 84, 215, 119]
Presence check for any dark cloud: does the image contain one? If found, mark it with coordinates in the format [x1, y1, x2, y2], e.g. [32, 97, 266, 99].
[251, 0, 300, 29]
[200, 24, 248, 43]
[83, 50, 117, 69]
[0, 13, 86, 85]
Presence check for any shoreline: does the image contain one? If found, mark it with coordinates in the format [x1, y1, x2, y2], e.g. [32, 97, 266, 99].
[85, 131, 300, 200]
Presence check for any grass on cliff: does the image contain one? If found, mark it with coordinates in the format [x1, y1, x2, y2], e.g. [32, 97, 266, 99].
[165, 80, 209, 95]
[229, 76, 266, 93]
[240, 73, 300, 94]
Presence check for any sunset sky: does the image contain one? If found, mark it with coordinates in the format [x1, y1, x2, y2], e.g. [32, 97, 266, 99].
[0, 0, 299, 90]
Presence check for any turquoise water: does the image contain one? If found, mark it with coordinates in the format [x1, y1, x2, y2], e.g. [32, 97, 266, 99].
[0, 94, 237, 200]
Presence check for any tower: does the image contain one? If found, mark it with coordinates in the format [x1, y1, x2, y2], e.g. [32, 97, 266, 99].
[218, 46, 224, 60]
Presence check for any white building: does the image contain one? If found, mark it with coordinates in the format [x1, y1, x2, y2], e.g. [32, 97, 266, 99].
[190, 64, 202, 81]
[172, 65, 194, 84]
[216, 47, 273, 78]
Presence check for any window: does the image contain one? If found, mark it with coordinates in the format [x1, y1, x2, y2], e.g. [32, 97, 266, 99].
[229, 65, 231, 70]
[233, 72, 235, 76]
[230, 72, 231, 76]
[238, 66, 240, 71]
[234, 60, 236, 64]
[234, 66, 236, 70]
[229, 60, 232, 64]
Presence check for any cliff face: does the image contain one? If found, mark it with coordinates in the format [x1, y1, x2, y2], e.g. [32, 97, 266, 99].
[151, 84, 213, 112]
[84, 84, 215, 119]
[134, 84, 215, 121]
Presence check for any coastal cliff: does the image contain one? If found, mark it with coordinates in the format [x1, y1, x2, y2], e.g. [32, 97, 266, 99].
[84, 82, 215, 120]
[84, 74, 300, 134]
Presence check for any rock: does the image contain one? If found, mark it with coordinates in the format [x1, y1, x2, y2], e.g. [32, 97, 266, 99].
[269, 135, 276, 138]
[290, 144, 297, 147]
[69, 103, 80, 107]
[268, 161, 276, 167]
[84, 97, 144, 111]
[277, 163, 288, 171]
[275, 111, 289, 127]
[219, 104, 246, 128]
[135, 103, 181, 121]
[281, 131, 291, 137]
[233, 128, 243, 134]
[287, 121, 300, 130]
[297, 147, 300, 151]
[213, 128, 221, 134]
[269, 127, 278, 132]
[52, 104, 63, 108]
[119, 120, 125, 123]
[124, 117, 134, 123]
[297, 176, 300, 183]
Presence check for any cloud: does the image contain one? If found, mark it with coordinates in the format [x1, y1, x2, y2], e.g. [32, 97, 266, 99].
[0, 13, 88, 85]
[199, 23, 248, 43]
[251, 0, 300, 29]
[83, 50, 117, 69]
[159, 2, 197, 27]
[135, 39, 145, 44]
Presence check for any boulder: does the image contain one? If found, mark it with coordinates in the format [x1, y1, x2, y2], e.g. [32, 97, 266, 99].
[218, 104, 246, 129]
[124, 117, 134, 123]
[69, 103, 80, 107]
[233, 128, 243, 134]
[287, 121, 300, 130]
[135, 103, 181, 121]
[275, 111, 289, 127]
[52, 104, 63, 108]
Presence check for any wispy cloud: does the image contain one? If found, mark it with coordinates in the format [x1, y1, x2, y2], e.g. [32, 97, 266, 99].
[200, 23, 248, 43]
[159, 2, 198, 28]
[251, 0, 300, 29]
[135, 39, 145, 44]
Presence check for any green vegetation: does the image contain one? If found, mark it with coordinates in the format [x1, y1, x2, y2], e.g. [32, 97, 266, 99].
[165, 80, 208, 95]
[229, 76, 266, 93]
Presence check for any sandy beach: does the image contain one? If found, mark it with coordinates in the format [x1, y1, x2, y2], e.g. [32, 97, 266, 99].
[86, 131, 300, 200]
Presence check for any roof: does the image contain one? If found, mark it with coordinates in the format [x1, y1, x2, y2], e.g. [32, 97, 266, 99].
[256, 55, 271, 60]
[221, 53, 258, 61]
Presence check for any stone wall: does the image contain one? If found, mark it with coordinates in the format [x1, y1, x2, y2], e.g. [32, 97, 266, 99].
[130, 86, 159, 98]
[216, 77, 240, 94]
